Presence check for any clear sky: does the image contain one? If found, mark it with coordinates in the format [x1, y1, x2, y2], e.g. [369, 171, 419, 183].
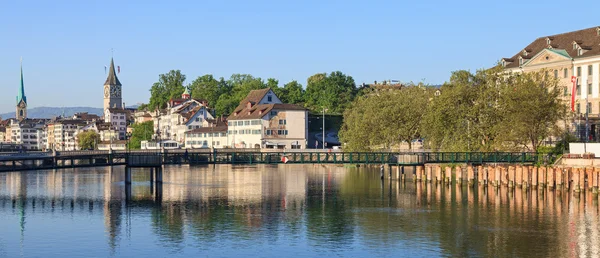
[2, 0, 600, 113]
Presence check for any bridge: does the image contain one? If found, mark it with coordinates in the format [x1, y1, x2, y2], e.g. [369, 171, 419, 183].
[0, 150, 551, 173]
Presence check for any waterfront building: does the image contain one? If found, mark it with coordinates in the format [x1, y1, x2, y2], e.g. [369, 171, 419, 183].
[227, 88, 308, 149]
[153, 91, 213, 145]
[104, 108, 129, 140]
[51, 119, 86, 151]
[0, 126, 5, 143]
[16, 60, 27, 121]
[9, 119, 47, 150]
[184, 117, 228, 148]
[500, 26, 600, 140]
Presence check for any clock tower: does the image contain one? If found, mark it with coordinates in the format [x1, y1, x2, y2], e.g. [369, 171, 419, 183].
[16, 59, 27, 121]
[103, 58, 122, 115]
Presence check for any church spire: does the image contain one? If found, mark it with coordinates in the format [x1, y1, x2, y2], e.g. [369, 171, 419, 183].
[16, 58, 26, 105]
[104, 58, 121, 86]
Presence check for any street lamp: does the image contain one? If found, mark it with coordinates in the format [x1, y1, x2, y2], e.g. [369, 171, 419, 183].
[322, 108, 328, 149]
[126, 132, 132, 153]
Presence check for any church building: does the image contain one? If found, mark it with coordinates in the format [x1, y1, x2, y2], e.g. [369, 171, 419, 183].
[16, 60, 27, 121]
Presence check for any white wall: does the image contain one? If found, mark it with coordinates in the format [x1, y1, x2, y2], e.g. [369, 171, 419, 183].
[570, 143, 600, 157]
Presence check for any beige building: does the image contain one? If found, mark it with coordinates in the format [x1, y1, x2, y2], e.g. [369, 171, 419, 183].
[227, 88, 308, 149]
[501, 26, 600, 141]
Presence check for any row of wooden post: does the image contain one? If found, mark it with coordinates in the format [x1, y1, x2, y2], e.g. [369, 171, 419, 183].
[405, 165, 600, 193]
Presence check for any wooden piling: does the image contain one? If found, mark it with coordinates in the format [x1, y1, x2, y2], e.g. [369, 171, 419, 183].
[516, 165, 523, 188]
[523, 166, 530, 189]
[467, 165, 475, 186]
[581, 168, 588, 191]
[593, 168, 599, 194]
[547, 167, 555, 189]
[445, 166, 452, 184]
[416, 166, 423, 182]
[508, 166, 515, 188]
[125, 166, 132, 185]
[531, 166, 538, 188]
[494, 166, 501, 187]
[478, 166, 484, 184]
[456, 166, 463, 184]
[573, 168, 581, 193]
[435, 165, 442, 184]
[426, 166, 432, 182]
[538, 167, 546, 189]
[556, 167, 563, 189]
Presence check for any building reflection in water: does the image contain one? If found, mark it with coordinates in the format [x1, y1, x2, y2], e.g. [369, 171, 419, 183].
[1, 165, 600, 256]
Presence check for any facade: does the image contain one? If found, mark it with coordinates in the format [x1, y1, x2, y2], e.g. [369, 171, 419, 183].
[103, 58, 123, 114]
[104, 109, 128, 140]
[10, 119, 46, 150]
[153, 93, 213, 145]
[227, 88, 308, 149]
[51, 119, 86, 151]
[16, 61, 27, 121]
[184, 118, 228, 148]
[0, 126, 5, 142]
[501, 26, 600, 141]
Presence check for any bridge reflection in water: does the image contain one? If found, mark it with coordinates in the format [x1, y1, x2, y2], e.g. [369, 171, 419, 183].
[1, 165, 600, 257]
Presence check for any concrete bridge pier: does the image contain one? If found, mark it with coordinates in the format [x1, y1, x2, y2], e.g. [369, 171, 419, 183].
[467, 166, 474, 186]
[456, 166, 463, 185]
[156, 167, 163, 183]
[416, 166, 423, 182]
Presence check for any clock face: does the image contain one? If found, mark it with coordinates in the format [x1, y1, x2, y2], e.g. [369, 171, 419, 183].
[110, 86, 119, 97]
[116, 87, 121, 97]
[104, 86, 109, 98]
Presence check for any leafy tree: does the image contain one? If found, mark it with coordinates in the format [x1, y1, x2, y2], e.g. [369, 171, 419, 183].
[339, 86, 430, 151]
[77, 131, 100, 150]
[280, 80, 305, 104]
[496, 70, 566, 151]
[189, 74, 222, 108]
[215, 74, 266, 116]
[129, 121, 154, 149]
[148, 70, 187, 110]
[305, 71, 357, 114]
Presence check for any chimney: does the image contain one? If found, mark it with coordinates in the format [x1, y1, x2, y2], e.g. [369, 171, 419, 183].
[246, 102, 252, 109]
[374, 80, 377, 85]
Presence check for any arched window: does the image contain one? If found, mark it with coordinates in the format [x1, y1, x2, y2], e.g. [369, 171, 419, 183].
[19, 110, 23, 116]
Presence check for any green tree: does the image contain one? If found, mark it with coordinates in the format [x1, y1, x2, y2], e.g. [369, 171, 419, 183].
[77, 131, 100, 150]
[137, 103, 148, 111]
[339, 86, 430, 151]
[129, 121, 154, 149]
[148, 70, 187, 110]
[215, 74, 266, 116]
[305, 71, 356, 114]
[189, 74, 222, 108]
[496, 70, 566, 151]
[280, 80, 304, 104]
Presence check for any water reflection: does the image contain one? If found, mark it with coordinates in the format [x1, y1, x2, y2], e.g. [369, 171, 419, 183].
[1, 165, 600, 257]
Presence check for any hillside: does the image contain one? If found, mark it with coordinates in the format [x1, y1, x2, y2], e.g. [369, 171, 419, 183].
[0, 107, 103, 119]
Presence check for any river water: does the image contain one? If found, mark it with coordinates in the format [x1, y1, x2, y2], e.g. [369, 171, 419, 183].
[0, 165, 598, 257]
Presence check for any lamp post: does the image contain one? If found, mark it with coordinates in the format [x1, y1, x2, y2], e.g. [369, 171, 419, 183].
[322, 108, 328, 149]
[126, 132, 132, 153]
[585, 95, 589, 153]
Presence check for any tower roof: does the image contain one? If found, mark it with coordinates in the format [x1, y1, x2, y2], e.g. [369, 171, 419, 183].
[16, 60, 26, 105]
[104, 58, 122, 86]
[183, 87, 190, 95]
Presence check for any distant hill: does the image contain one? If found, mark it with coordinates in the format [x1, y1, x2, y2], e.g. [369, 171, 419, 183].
[0, 107, 103, 119]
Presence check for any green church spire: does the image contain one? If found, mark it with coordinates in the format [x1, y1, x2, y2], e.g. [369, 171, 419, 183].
[16, 58, 26, 105]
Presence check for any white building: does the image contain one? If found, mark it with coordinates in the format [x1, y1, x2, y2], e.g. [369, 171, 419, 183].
[154, 91, 214, 145]
[104, 108, 128, 140]
[10, 119, 46, 150]
[51, 119, 86, 151]
[227, 88, 308, 149]
[184, 118, 228, 148]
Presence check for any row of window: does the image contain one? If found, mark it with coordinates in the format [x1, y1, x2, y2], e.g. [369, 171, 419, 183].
[185, 141, 221, 146]
[266, 130, 288, 135]
[188, 132, 227, 138]
[551, 65, 595, 79]
[228, 120, 263, 126]
[568, 83, 600, 96]
[227, 129, 262, 135]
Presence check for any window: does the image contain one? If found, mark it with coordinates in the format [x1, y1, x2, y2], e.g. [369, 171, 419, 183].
[577, 67, 582, 77]
[554, 70, 558, 78]
[208, 133, 212, 137]
[196, 117, 200, 122]
[251, 120, 260, 125]
[267, 95, 272, 102]
[564, 87, 568, 96]
[564, 68, 568, 78]
[589, 83, 593, 95]
[203, 133, 207, 137]
[228, 122, 232, 126]
[588, 102, 592, 114]
[589, 65, 593, 76]
[577, 104, 581, 114]
[277, 130, 288, 135]
[266, 130, 272, 135]
[245, 129, 251, 134]
[239, 130, 244, 135]
[244, 121, 250, 125]
[221, 132, 226, 137]
[578, 49, 583, 56]
[577, 84, 581, 96]
[270, 111, 277, 117]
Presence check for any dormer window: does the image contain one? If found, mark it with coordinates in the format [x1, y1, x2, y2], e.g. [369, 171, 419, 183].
[519, 56, 524, 66]
[501, 59, 506, 67]
[597, 27, 600, 36]
[578, 48, 583, 56]
[573, 42, 578, 50]
[546, 37, 551, 45]
[267, 95, 272, 102]
[522, 50, 528, 56]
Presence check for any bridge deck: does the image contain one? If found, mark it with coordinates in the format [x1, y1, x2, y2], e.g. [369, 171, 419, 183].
[0, 150, 551, 172]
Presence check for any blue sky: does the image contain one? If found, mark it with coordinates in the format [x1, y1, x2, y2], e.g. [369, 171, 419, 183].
[1, 0, 600, 113]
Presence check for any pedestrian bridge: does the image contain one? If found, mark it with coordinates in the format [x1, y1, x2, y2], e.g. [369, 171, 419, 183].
[0, 150, 552, 172]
